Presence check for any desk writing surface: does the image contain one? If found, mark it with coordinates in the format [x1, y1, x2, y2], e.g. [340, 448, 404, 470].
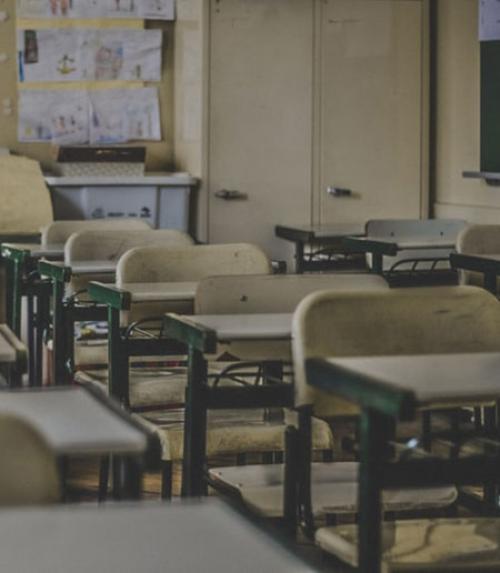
[0, 501, 314, 573]
[2, 243, 64, 258]
[124, 282, 198, 302]
[71, 260, 117, 275]
[324, 353, 500, 406]
[351, 237, 455, 251]
[192, 313, 292, 341]
[276, 223, 365, 241]
[0, 387, 147, 455]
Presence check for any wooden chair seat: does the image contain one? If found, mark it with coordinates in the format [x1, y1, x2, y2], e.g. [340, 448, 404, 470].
[315, 518, 500, 571]
[136, 409, 333, 462]
[209, 463, 457, 518]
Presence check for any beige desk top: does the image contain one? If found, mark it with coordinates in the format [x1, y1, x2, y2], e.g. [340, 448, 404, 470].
[0, 500, 314, 573]
[123, 282, 198, 302]
[0, 386, 147, 455]
[324, 352, 500, 407]
[188, 313, 292, 342]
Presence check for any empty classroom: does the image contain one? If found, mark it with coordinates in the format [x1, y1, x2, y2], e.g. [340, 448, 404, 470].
[1, 1, 500, 572]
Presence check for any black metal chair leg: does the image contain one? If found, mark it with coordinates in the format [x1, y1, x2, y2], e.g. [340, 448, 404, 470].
[98, 456, 110, 502]
[161, 460, 173, 500]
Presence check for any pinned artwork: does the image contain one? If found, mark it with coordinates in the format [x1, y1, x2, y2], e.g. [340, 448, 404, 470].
[18, 89, 89, 144]
[18, 29, 162, 83]
[18, 87, 161, 144]
[89, 87, 161, 144]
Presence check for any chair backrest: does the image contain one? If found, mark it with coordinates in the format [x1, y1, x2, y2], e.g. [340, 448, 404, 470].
[457, 224, 500, 287]
[365, 218, 467, 240]
[41, 219, 151, 246]
[65, 229, 194, 264]
[364, 219, 467, 272]
[117, 243, 272, 285]
[195, 273, 388, 314]
[292, 286, 500, 417]
[0, 414, 60, 505]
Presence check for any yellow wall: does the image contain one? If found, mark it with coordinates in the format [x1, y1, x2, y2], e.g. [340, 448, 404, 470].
[0, 0, 174, 172]
[435, 0, 500, 222]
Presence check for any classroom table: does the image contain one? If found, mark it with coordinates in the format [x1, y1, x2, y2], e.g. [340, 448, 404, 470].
[0, 500, 315, 573]
[1, 243, 64, 385]
[163, 312, 294, 496]
[39, 260, 118, 385]
[0, 384, 160, 498]
[343, 235, 456, 274]
[275, 223, 365, 273]
[86, 280, 199, 405]
[450, 252, 500, 294]
[306, 351, 500, 573]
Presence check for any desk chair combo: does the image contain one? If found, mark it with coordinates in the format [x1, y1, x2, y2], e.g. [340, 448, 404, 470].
[451, 224, 500, 295]
[84, 243, 329, 498]
[274, 223, 366, 273]
[160, 274, 375, 500]
[2, 218, 151, 386]
[39, 228, 193, 385]
[164, 277, 456, 532]
[344, 218, 467, 286]
[296, 286, 500, 572]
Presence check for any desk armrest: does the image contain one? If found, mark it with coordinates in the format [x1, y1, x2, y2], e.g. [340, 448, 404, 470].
[342, 237, 398, 256]
[88, 281, 132, 310]
[1, 244, 30, 263]
[306, 357, 415, 420]
[163, 313, 217, 354]
[39, 260, 71, 283]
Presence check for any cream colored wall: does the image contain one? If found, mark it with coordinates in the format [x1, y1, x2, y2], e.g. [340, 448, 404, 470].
[0, 0, 174, 172]
[172, 0, 207, 240]
[435, 0, 500, 223]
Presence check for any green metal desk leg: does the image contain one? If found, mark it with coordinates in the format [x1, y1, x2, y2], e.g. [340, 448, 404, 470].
[35, 285, 50, 387]
[108, 306, 130, 407]
[295, 241, 305, 274]
[372, 253, 384, 275]
[358, 408, 392, 573]
[7, 258, 23, 336]
[4, 258, 14, 331]
[484, 271, 497, 295]
[181, 346, 208, 498]
[52, 279, 68, 385]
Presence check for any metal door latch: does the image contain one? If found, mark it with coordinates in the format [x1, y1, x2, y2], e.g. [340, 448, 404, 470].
[215, 189, 248, 200]
[327, 186, 353, 197]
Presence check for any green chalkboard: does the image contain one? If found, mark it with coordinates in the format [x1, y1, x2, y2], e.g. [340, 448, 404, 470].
[481, 40, 500, 172]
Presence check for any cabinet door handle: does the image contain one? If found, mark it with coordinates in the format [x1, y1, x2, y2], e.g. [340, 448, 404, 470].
[215, 189, 248, 200]
[327, 186, 353, 198]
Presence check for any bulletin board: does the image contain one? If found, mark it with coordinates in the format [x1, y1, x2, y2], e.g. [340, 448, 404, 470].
[0, 0, 174, 171]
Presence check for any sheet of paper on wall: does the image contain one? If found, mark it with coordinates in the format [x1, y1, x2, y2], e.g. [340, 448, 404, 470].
[89, 87, 161, 144]
[18, 29, 162, 82]
[479, 0, 500, 41]
[18, 89, 89, 144]
[17, 0, 175, 20]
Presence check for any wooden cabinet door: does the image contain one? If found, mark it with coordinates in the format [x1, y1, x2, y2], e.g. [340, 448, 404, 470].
[207, 0, 314, 261]
[318, 0, 426, 225]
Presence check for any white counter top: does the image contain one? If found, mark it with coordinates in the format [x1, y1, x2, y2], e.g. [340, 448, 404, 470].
[44, 173, 198, 187]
